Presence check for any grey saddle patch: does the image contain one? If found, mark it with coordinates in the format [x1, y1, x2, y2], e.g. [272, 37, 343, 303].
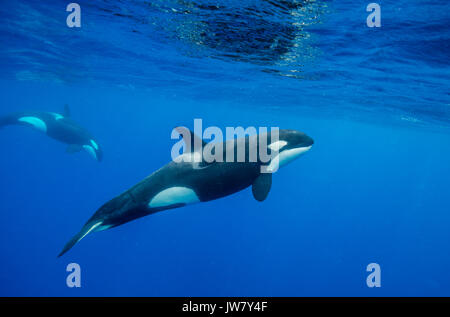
[252, 173, 272, 202]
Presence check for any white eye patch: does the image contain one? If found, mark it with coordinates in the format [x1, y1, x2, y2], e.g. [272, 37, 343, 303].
[268, 140, 287, 151]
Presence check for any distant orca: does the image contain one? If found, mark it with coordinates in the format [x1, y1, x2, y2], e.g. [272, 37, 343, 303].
[58, 128, 313, 256]
[0, 105, 102, 161]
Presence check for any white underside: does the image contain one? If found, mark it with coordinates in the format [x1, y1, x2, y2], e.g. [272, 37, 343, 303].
[83, 145, 97, 160]
[265, 146, 312, 173]
[78, 221, 102, 242]
[148, 186, 200, 208]
[18, 116, 47, 133]
[90, 139, 99, 150]
[78, 222, 112, 243]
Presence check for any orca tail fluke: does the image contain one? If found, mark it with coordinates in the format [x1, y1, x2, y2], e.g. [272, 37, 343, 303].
[58, 221, 103, 257]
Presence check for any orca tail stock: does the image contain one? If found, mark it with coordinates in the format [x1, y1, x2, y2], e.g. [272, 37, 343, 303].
[58, 220, 105, 257]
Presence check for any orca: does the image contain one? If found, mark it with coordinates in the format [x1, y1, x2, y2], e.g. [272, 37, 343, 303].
[58, 128, 313, 256]
[0, 105, 103, 161]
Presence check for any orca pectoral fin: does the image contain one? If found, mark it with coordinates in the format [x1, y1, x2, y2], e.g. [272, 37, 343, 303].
[252, 173, 272, 202]
[66, 144, 82, 154]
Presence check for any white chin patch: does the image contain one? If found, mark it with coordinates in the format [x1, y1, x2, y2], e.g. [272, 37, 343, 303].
[83, 145, 97, 160]
[18, 116, 47, 132]
[266, 146, 312, 172]
[148, 186, 200, 208]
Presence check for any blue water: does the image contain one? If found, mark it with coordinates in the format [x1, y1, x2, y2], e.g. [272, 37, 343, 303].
[0, 0, 449, 296]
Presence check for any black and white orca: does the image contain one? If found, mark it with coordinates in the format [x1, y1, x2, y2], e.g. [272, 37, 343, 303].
[58, 128, 313, 256]
[0, 105, 102, 161]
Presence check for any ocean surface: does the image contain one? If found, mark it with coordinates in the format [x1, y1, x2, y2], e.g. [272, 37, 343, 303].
[0, 0, 449, 296]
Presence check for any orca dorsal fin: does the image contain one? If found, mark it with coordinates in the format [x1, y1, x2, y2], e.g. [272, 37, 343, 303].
[252, 173, 272, 202]
[175, 126, 207, 152]
[64, 104, 71, 117]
